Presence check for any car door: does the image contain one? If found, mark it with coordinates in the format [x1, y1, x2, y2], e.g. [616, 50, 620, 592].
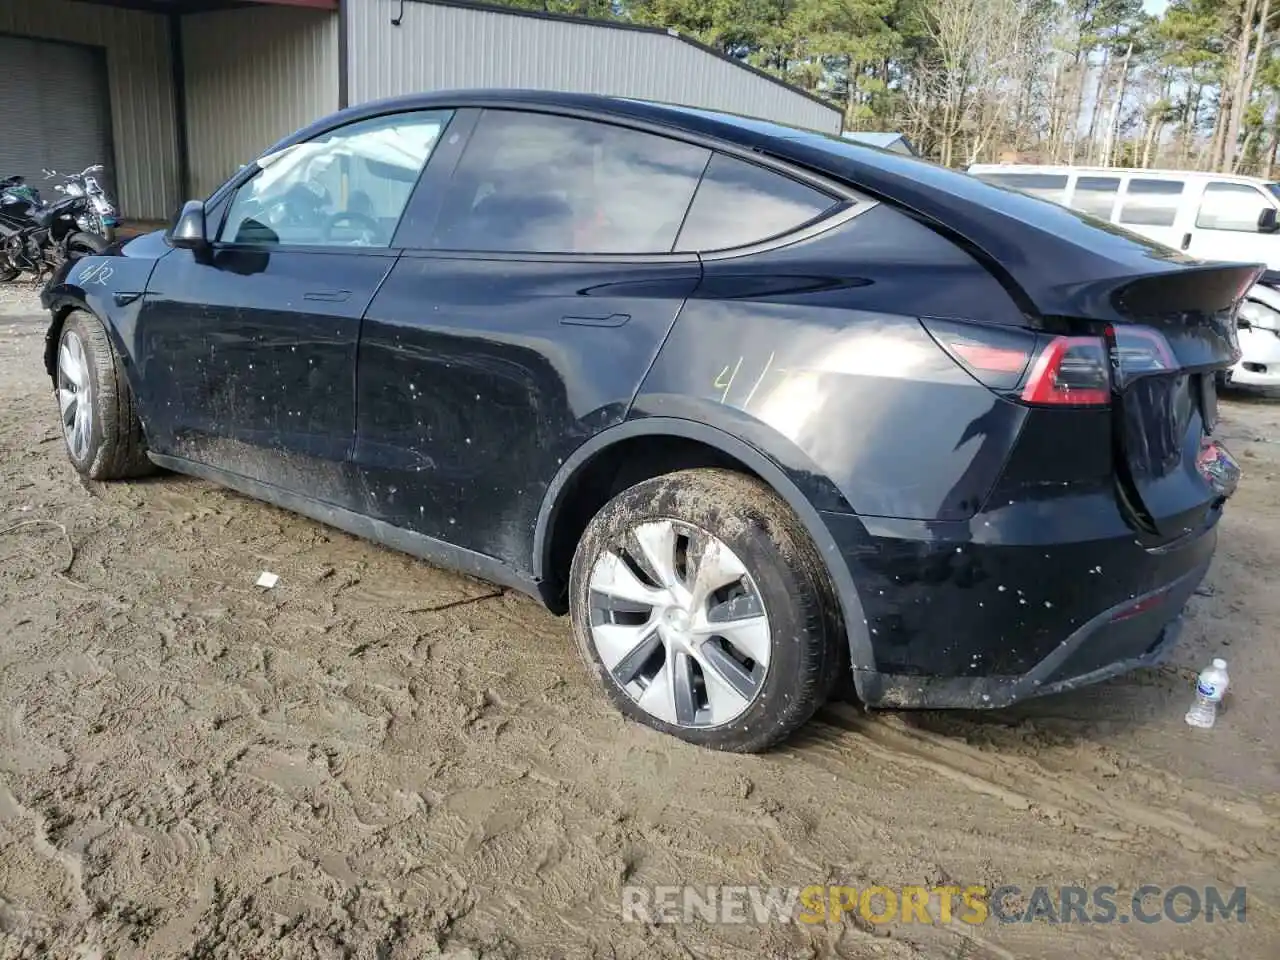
[1185, 179, 1280, 267]
[352, 107, 708, 572]
[1113, 175, 1187, 249]
[136, 108, 455, 505]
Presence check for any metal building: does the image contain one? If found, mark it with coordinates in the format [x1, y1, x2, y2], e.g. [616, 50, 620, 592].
[0, 0, 842, 221]
[841, 132, 917, 157]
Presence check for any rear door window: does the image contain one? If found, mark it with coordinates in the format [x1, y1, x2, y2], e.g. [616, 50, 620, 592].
[429, 109, 709, 254]
[1070, 176, 1120, 220]
[1118, 178, 1185, 227]
[973, 172, 1069, 203]
[675, 153, 837, 252]
[1195, 181, 1274, 231]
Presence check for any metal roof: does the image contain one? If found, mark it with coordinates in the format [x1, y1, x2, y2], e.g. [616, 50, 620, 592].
[842, 132, 915, 154]
[402, 0, 841, 120]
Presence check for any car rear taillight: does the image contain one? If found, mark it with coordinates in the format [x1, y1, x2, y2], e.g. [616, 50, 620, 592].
[922, 318, 1111, 406]
[1108, 326, 1177, 387]
[922, 318, 1037, 390]
[1020, 336, 1110, 405]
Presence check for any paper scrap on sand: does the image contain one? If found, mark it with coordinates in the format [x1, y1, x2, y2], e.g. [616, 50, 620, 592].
[256, 571, 279, 589]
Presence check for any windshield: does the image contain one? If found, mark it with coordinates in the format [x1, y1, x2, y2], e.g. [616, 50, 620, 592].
[1266, 182, 1280, 202]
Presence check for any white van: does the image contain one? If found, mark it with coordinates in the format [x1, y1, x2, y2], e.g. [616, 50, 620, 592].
[967, 163, 1280, 388]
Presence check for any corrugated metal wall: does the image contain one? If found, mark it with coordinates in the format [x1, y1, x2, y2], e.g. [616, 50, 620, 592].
[0, 0, 179, 219]
[346, 1, 842, 135]
[182, 5, 339, 199]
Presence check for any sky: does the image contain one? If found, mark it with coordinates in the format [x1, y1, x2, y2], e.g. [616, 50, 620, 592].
[1143, 0, 1169, 13]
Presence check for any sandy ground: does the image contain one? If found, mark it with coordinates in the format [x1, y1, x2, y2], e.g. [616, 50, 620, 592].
[0, 282, 1277, 959]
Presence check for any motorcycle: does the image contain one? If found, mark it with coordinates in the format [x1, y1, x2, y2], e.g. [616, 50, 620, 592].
[0, 165, 117, 282]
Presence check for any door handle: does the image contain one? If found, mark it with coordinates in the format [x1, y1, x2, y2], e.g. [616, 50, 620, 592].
[113, 291, 144, 306]
[1181, 233, 1192, 250]
[303, 289, 352, 303]
[560, 313, 631, 328]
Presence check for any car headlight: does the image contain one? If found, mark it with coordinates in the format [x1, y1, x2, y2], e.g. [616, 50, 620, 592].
[1238, 298, 1280, 332]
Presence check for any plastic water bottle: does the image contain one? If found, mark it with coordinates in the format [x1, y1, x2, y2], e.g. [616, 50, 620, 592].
[1185, 658, 1229, 728]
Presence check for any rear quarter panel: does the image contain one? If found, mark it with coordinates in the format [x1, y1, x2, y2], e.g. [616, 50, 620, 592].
[633, 204, 1030, 522]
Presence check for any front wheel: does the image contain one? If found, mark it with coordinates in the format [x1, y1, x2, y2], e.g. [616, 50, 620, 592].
[569, 468, 843, 752]
[55, 309, 153, 480]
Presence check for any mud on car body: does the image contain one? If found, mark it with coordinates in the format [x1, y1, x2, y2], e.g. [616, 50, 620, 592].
[42, 90, 1253, 751]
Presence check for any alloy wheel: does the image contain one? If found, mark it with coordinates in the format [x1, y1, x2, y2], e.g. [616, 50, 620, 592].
[57, 330, 93, 462]
[586, 519, 771, 728]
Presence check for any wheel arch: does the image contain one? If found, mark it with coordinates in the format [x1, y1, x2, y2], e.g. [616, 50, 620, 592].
[43, 290, 134, 389]
[42, 290, 90, 383]
[533, 417, 874, 679]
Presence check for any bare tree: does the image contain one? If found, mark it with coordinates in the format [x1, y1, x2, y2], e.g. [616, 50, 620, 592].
[912, 0, 1029, 165]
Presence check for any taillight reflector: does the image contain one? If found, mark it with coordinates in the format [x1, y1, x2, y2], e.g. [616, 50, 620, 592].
[1110, 588, 1169, 622]
[950, 342, 1030, 373]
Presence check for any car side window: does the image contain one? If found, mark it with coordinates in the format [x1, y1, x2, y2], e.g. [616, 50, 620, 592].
[1069, 176, 1120, 220]
[1118, 178, 1184, 227]
[975, 172, 1069, 203]
[1196, 182, 1274, 232]
[674, 153, 837, 252]
[220, 110, 453, 248]
[430, 110, 709, 254]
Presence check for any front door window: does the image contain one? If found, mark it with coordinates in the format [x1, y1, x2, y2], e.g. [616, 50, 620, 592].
[220, 110, 453, 248]
[1195, 182, 1273, 233]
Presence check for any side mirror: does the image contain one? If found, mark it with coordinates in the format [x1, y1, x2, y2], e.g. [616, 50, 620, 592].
[169, 200, 209, 250]
[1258, 207, 1279, 234]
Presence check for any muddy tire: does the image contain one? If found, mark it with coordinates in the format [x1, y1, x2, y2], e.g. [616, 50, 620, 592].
[55, 309, 153, 480]
[569, 468, 843, 752]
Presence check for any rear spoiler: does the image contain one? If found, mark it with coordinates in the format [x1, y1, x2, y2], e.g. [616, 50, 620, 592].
[749, 134, 1269, 326]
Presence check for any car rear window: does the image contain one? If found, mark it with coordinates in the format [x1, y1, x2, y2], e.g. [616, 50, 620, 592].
[1070, 176, 1120, 220]
[674, 154, 837, 252]
[973, 172, 1069, 203]
[1118, 178, 1184, 227]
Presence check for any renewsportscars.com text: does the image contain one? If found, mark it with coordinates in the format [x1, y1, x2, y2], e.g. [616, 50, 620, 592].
[621, 883, 1247, 926]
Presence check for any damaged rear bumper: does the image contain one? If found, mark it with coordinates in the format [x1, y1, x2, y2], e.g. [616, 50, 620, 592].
[853, 557, 1209, 709]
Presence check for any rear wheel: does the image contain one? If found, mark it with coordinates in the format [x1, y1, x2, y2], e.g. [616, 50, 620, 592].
[56, 310, 152, 480]
[569, 468, 842, 752]
[67, 231, 107, 262]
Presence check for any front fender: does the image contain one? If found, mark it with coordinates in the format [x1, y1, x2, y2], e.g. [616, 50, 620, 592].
[41, 273, 91, 381]
[531, 413, 876, 676]
[41, 250, 158, 401]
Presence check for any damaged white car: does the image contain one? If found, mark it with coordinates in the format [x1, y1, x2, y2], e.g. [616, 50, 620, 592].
[1228, 278, 1280, 388]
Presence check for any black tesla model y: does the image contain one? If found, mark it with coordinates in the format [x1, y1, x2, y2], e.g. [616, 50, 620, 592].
[41, 91, 1250, 751]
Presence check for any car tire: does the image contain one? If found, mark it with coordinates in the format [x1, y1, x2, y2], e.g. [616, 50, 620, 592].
[67, 231, 107, 262]
[55, 309, 153, 480]
[569, 467, 843, 752]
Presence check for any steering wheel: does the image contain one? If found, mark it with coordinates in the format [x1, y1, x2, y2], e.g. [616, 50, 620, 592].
[323, 211, 382, 245]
